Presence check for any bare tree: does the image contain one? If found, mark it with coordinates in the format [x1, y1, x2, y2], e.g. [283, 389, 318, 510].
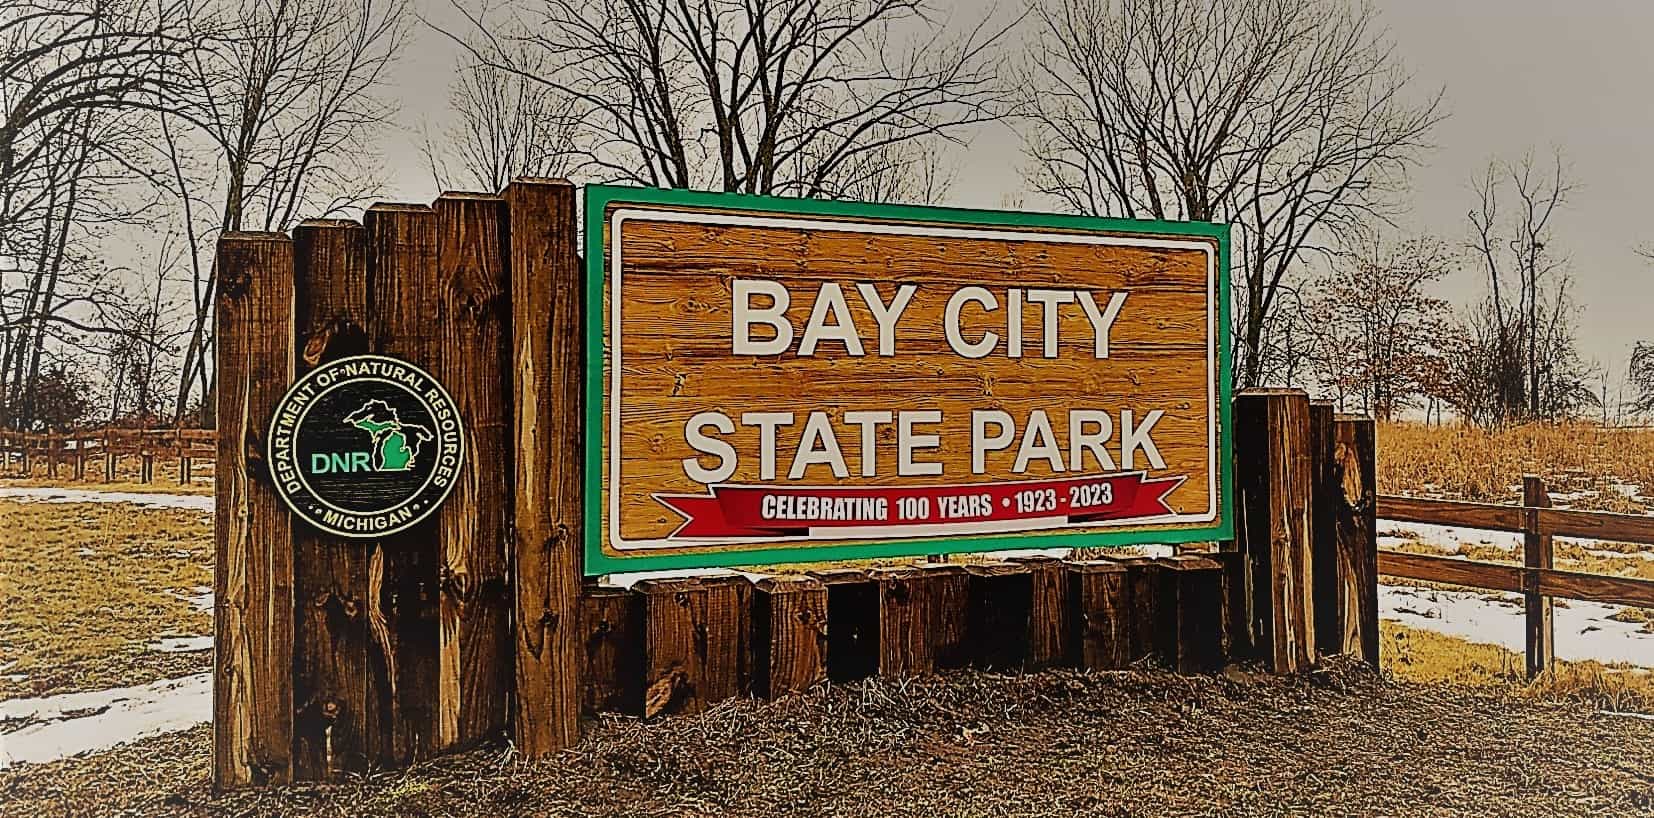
[1303, 233, 1452, 420]
[1460, 150, 1596, 425]
[446, 0, 1014, 198]
[0, 0, 183, 243]
[1018, 0, 1444, 387]
[421, 32, 579, 192]
[163, 0, 409, 424]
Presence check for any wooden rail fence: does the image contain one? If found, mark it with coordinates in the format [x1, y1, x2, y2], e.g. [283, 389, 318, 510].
[0, 427, 215, 483]
[1377, 478, 1654, 678]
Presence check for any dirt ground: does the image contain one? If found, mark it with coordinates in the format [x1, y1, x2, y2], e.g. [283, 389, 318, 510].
[2, 661, 1651, 818]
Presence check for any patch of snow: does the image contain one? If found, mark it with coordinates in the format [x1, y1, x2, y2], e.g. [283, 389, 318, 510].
[165, 586, 213, 613]
[1381, 584, 1654, 667]
[1608, 481, 1645, 501]
[1579, 547, 1654, 562]
[75, 547, 95, 557]
[0, 672, 210, 768]
[0, 486, 211, 512]
[1380, 522, 1521, 553]
[146, 636, 211, 653]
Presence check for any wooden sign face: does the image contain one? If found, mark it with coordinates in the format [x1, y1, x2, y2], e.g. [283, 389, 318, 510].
[585, 186, 1231, 574]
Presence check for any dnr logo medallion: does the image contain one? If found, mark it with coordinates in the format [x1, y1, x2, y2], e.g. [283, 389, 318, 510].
[267, 354, 464, 538]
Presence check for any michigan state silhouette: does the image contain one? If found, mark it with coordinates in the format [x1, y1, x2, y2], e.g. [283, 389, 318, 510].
[344, 399, 434, 471]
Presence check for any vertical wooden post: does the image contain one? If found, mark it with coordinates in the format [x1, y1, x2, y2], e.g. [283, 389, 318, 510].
[579, 586, 642, 716]
[363, 202, 443, 765]
[504, 179, 583, 755]
[1523, 475, 1554, 679]
[919, 563, 971, 669]
[1163, 555, 1225, 673]
[431, 192, 513, 748]
[1309, 401, 1337, 660]
[1011, 556, 1071, 669]
[637, 578, 707, 717]
[75, 436, 86, 480]
[47, 431, 58, 479]
[1333, 415, 1379, 667]
[176, 427, 188, 485]
[213, 232, 296, 789]
[290, 220, 374, 780]
[1233, 389, 1316, 674]
[809, 568, 879, 682]
[103, 429, 114, 482]
[1068, 560, 1129, 670]
[700, 574, 754, 701]
[753, 576, 828, 699]
[871, 567, 935, 677]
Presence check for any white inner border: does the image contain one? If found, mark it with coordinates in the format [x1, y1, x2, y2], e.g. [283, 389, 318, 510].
[608, 208, 1219, 552]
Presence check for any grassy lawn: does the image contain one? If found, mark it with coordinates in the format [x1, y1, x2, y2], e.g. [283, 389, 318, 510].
[0, 498, 213, 699]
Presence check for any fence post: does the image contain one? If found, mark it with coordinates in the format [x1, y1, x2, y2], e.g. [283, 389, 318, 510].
[103, 429, 114, 481]
[213, 232, 297, 789]
[1334, 415, 1380, 667]
[1523, 475, 1554, 679]
[504, 179, 582, 755]
[1232, 389, 1316, 673]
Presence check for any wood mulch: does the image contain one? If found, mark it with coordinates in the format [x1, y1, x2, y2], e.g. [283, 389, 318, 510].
[2, 659, 1651, 817]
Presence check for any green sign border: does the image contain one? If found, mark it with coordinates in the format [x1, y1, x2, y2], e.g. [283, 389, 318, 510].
[583, 184, 1233, 576]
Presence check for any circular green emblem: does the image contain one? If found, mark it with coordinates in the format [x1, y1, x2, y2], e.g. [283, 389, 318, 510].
[267, 354, 464, 538]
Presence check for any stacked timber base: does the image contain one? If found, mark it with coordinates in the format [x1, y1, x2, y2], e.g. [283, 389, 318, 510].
[582, 555, 1228, 720]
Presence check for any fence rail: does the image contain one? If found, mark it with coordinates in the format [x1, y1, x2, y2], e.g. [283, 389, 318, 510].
[1377, 478, 1654, 678]
[0, 426, 215, 483]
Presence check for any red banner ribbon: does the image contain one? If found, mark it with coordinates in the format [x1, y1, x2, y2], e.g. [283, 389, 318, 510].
[654, 472, 1186, 539]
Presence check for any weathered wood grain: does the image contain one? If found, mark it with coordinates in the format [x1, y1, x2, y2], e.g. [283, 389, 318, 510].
[599, 206, 1223, 562]
[1309, 401, 1337, 661]
[1376, 551, 1524, 593]
[637, 578, 707, 717]
[871, 567, 936, 677]
[505, 179, 583, 754]
[579, 586, 642, 717]
[1333, 416, 1379, 667]
[432, 192, 513, 748]
[699, 575, 754, 701]
[1377, 495, 1525, 532]
[919, 563, 972, 669]
[1233, 389, 1314, 674]
[1523, 476, 1554, 680]
[362, 203, 442, 764]
[213, 232, 296, 789]
[754, 576, 828, 698]
[290, 220, 373, 780]
[1067, 560, 1130, 670]
[1010, 556, 1071, 669]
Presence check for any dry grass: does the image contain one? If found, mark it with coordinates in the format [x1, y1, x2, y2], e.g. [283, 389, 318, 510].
[1382, 621, 1654, 713]
[6, 663, 1654, 818]
[0, 498, 213, 699]
[1377, 420, 1654, 512]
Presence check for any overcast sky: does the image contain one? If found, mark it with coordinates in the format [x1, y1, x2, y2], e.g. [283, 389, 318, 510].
[378, 0, 1654, 382]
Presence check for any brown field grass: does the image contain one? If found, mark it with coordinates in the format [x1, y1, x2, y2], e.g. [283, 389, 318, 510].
[1377, 420, 1654, 512]
[0, 498, 213, 699]
[1382, 621, 1654, 712]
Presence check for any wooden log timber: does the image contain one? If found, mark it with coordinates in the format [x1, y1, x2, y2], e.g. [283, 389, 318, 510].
[290, 219, 375, 780]
[1067, 560, 1130, 670]
[212, 232, 296, 789]
[753, 576, 828, 699]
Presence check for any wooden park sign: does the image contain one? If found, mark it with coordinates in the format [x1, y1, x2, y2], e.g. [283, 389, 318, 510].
[587, 186, 1233, 572]
[215, 181, 1375, 796]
